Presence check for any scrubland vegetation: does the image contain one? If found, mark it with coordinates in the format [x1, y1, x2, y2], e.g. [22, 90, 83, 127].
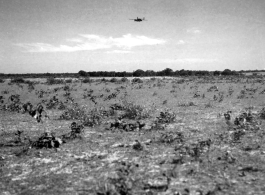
[1, 75, 265, 194]
[1, 68, 265, 79]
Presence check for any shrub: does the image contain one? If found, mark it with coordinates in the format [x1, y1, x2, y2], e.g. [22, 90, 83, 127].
[11, 78, 25, 83]
[156, 111, 176, 124]
[101, 78, 107, 82]
[159, 131, 184, 144]
[63, 85, 70, 91]
[46, 77, 64, 85]
[178, 102, 196, 107]
[27, 83, 35, 92]
[122, 101, 151, 120]
[177, 79, 185, 84]
[110, 77, 118, 83]
[65, 79, 72, 83]
[31, 132, 63, 149]
[24, 80, 34, 85]
[259, 108, 265, 119]
[59, 106, 103, 127]
[83, 78, 91, 83]
[46, 96, 60, 110]
[81, 108, 103, 127]
[59, 105, 86, 120]
[132, 78, 143, 83]
[120, 77, 129, 82]
[0, 79, 5, 83]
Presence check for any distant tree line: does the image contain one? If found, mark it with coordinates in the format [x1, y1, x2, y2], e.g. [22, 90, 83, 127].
[80, 68, 241, 77]
[0, 68, 264, 79]
[239, 69, 265, 73]
[0, 73, 78, 79]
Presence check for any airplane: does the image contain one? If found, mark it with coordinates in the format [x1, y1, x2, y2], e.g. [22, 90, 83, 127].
[129, 17, 147, 22]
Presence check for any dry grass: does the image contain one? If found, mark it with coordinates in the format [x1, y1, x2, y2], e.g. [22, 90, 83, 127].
[1, 76, 265, 194]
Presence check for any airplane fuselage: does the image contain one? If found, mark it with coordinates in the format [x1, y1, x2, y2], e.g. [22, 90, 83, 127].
[130, 17, 145, 22]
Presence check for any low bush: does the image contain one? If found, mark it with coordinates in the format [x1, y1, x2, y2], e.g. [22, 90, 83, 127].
[46, 77, 64, 85]
[259, 107, 265, 119]
[31, 132, 63, 149]
[65, 79, 72, 83]
[120, 77, 129, 82]
[178, 102, 196, 107]
[59, 105, 85, 120]
[10, 78, 25, 83]
[83, 78, 91, 83]
[101, 78, 107, 82]
[110, 77, 118, 83]
[59, 106, 103, 127]
[159, 131, 184, 144]
[24, 80, 34, 85]
[132, 78, 143, 83]
[177, 79, 185, 84]
[81, 108, 103, 127]
[122, 101, 151, 120]
[27, 83, 35, 92]
[156, 110, 176, 124]
[63, 85, 70, 91]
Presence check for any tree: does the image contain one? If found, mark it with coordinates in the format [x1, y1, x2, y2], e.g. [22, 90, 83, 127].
[133, 69, 145, 77]
[213, 70, 221, 76]
[179, 69, 190, 76]
[221, 69, 232, 76]
[145, 70, 156, 77]
[162, 68, 173, 76]
[78, 70, 89, 77]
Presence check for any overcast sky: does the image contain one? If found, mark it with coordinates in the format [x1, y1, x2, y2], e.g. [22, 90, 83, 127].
[1, 0, 265, 73]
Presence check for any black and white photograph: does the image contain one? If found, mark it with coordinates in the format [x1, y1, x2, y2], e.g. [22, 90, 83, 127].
[1, 0, 265, 194]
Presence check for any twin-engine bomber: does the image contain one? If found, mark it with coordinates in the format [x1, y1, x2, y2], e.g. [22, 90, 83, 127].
[129, 17, 147, 22]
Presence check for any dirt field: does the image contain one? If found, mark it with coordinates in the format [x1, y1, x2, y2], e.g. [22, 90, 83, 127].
[1, 76, 265, 195]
